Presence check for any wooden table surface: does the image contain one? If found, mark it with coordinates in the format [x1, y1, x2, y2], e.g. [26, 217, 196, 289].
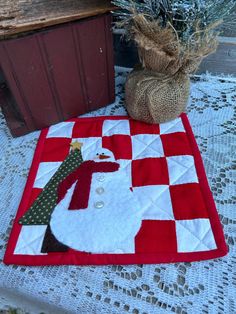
[0, 0, 116, 39]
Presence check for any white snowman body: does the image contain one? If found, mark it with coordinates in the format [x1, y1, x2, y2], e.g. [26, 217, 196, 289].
[50, 148, 144, 253]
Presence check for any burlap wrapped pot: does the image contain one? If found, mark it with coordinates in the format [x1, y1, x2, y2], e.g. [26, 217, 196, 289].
[125, 69, 190, 124]
[125, 14, 217, 124]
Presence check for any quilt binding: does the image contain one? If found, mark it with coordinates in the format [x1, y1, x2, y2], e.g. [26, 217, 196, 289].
[3, 114, 228, 265]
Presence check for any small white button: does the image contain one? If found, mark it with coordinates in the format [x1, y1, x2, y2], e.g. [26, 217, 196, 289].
[97, 174, 105, 182]
[94, 201, 104, 209]
[96, 187, 104, 195]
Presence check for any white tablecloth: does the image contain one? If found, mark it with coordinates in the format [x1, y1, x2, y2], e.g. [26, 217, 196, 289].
[0, 67, 235, 314]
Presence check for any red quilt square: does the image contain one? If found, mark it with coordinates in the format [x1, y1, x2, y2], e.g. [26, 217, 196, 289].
[130, 119, 160, 135]
[170, 183, 209, 220]
[72, 120, 103, 138]
[102, 135, 132, 160]
[135, 220, 177, 253]
[132, 158, 169, 187]
[161, 133, 192, 157]
[41, 138, 71, 162]
[28, 188, 42, 208]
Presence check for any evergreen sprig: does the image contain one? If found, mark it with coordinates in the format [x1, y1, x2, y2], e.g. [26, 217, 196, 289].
[112, 0, 235, 40]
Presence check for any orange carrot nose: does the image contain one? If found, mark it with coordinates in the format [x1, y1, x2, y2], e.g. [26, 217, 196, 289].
[99, 154, 110, 160]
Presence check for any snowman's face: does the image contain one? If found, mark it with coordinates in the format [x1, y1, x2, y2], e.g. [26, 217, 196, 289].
[94, 148, 115, 162]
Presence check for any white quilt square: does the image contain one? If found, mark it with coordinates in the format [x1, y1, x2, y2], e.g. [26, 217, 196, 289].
[34, 161, 62, 188]
[160, 118, 185, 135]
[167, 155, 198, 185]
[14, 225, 47, 255]
[73, 137, 102, 161]
[102, 120, 130, 136]
[47, 122, 75, 138]
[176, 219, 217, 252]
[132, 134, 164, 160]
[133, 185, 174, 220]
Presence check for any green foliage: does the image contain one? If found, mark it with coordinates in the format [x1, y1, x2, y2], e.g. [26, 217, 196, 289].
[112, 0, 236, 40]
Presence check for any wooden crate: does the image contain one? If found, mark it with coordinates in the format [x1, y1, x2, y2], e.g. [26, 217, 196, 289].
[0, 1, 115, 137]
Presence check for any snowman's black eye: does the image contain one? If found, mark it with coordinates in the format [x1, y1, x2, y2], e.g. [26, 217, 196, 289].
[96, 153, 99, 155]
[102, 153, 105, 155]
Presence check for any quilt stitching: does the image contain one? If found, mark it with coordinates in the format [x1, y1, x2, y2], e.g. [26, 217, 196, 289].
[134, 185, 174, 220]
[143, 198, 174, 220]
[170, 164, 197, 185]
[176, 219, 216, 250]
[15, 237, 44, 255]
[167, 156, 198, 185]
[34, 162, 62, 188]
[102, 120, 130, 136]
[47, 122, 75, 138]
[131, 135, 164, 159]
[192, 228, 215, 251]
[14, 226, 47, 255]
[160, 118, 185, 135]
[5, 115, 228, 265]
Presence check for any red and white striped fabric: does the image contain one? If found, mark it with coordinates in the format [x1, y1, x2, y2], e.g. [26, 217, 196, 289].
[4, 114, 228, 265]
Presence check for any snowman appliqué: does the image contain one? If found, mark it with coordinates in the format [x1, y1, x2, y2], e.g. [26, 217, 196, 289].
[50, 146, 144, 254]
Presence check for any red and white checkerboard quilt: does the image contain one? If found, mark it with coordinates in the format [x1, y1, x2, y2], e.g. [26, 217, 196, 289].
[4, 114, 228, 265]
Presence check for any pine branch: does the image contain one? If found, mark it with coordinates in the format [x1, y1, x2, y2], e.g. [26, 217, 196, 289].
[112, 0, 236, 39]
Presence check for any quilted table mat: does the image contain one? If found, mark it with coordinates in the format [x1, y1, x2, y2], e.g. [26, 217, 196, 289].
[4, 114, 228, 265]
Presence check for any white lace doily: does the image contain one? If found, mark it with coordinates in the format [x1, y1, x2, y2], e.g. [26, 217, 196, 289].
[0, 67, 235, 314]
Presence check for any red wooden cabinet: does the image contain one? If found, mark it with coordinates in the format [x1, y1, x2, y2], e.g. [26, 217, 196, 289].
[0, 13, 115, 137]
